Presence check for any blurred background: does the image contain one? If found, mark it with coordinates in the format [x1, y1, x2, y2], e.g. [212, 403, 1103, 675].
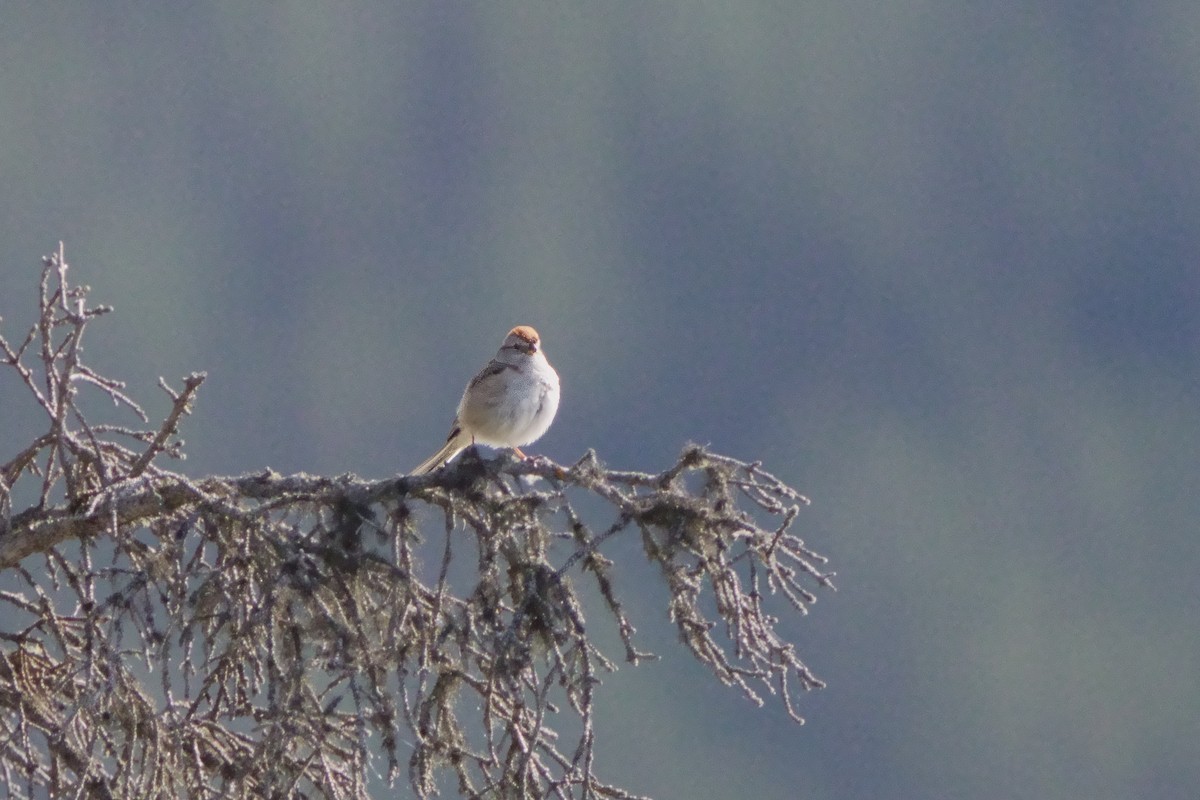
[1, 4, 1197, 798]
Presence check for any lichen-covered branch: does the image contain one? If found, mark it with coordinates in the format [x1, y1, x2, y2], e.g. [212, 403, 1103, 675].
[0, 246, 835, 799]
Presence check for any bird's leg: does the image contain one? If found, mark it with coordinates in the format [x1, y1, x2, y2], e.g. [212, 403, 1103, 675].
[511, 447, 527, 459]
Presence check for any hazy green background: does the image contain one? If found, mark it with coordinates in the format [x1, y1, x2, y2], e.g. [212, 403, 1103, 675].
[2, 4, 1197, 799]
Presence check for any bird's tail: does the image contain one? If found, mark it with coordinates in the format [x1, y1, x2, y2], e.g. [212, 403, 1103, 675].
[410, 427, 471, 475]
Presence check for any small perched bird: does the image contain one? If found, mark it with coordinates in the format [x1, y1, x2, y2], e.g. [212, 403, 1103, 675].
[410, 326, 560, 475]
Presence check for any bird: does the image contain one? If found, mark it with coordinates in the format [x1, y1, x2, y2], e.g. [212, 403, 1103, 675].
[410, 325, 560, 475]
